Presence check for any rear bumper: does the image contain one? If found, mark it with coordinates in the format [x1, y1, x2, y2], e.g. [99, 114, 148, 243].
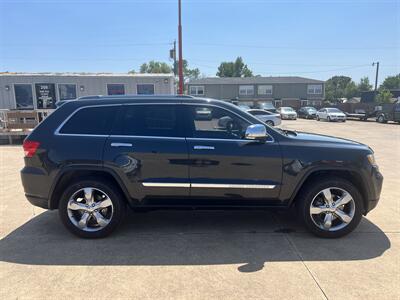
[25, 194, 49, 209]
[21, 166, 51, 209]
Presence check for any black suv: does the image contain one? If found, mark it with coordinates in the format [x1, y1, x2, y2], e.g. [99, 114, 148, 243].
[21, 96, 383, 238]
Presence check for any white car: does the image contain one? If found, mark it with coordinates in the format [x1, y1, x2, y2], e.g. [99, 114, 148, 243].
[316, 108, 346, 122]
[247, 109, 282, 126]
[277, 107, 297, 120]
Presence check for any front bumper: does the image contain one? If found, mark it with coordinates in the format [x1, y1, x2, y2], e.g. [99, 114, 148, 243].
[282, 114, 297, 120]
[364, 166, 383, 214]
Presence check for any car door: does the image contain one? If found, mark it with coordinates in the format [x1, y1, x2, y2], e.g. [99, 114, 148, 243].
[184, 104, 282, 202]
[103, 103, 190, 202]
[318, 109, 326, 119]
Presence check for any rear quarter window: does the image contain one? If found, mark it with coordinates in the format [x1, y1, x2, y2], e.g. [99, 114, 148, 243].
[59, 106, 119, 135]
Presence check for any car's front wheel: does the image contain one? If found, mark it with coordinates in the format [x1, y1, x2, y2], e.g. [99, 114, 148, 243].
[297, 177, 363, 238]
[316, 116, 320, 121]
[59, 178, 126, 238]
[266, 120, 274, 126]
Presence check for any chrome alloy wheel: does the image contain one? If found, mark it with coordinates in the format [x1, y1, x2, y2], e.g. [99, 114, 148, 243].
[309, 187, 355, 232]
[67, 187, 113, 232]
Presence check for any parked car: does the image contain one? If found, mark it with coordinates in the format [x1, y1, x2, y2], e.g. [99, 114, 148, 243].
[256, 101, 277, 113]
[21, 95, 382, 238]
[376, 101, 400, 124]
[298, 106, 317, 119]
[237, 104, 252, 111]
[247, 109, 281, 126]
[316, 108, 346, 122]
[277, 107, 297, 120]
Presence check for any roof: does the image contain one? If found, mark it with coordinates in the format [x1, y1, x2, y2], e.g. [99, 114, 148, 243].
[60, 95, 242, 111]
[0, 72, 173, 78]
[188, 76, 324, 85]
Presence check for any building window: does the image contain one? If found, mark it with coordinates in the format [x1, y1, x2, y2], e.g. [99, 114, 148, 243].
[35, 83, 56, 109]
[307, 84, 323, 94]
[58, 84, 77, 100]
[239, 85, 254, 96]
[258, 85, 273, 95]
[274, 100, 282, 108]
[107, 84, 125, 95]
[189, 86, 204, 96]
[301, 100, 309, 106]
[14, 84, 34, 109]
[137, 84, 155, 95]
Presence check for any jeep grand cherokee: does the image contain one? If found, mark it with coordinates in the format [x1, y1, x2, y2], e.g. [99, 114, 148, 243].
[21, 95, 383, 238]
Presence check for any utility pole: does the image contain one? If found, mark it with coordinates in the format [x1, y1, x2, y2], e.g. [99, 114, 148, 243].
[372, 62, 379, 91]
[178, 0, 184, 95]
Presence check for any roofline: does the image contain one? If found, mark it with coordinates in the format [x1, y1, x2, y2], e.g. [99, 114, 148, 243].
[0, 72, 174, 77]
[78, 94, 192, 100]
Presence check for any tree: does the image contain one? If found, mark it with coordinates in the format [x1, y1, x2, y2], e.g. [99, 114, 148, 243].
[380, 74, 400, 90]
[376, 88, 393, 103]
[216, 57, 253, 77]
[324, 76, 352, 102]
[344, 81, 358, 99]
[173, 59, 200, 80]
[139, 61, 172, 74]
[357, 77, 372, 93]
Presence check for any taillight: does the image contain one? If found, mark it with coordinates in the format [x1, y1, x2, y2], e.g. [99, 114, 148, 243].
[23, 141, 40, 157]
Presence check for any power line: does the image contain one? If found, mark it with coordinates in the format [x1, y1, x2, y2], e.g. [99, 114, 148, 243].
[189, 42, 397, 50]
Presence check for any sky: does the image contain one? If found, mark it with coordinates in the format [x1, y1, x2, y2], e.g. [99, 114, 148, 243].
[0, 0, 399, 84]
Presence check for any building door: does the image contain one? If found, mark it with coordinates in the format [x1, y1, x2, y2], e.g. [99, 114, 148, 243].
[35, 83, 56, 109]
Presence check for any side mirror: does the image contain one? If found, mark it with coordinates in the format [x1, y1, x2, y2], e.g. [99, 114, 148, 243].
[245, 124, 267, 140]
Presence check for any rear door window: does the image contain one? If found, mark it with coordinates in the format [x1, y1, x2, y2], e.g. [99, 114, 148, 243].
[112, 105, 184, 137]
[59, 106, 119, 135]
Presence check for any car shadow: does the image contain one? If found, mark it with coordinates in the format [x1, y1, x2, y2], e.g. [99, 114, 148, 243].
[0, 210, 390, 272]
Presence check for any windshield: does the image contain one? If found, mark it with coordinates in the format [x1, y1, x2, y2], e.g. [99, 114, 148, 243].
[306, 107, 316, 112]
[238, 105, 251, 111]
[326, 108, 342, 113]
[282, 107, 294, 112]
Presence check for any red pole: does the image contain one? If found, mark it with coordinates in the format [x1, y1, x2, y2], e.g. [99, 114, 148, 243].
[178, 0, 184, 95]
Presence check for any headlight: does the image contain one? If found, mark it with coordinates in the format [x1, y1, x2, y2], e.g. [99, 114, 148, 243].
[367, 154, 377, 166]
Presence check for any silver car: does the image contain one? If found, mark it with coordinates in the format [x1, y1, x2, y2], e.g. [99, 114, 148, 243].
[247, 109, 282, 126]
[316, 108, 346, 122]
[277, 107, 298, 120]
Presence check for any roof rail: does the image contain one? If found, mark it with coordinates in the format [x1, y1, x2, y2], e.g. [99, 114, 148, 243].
[78, 94, 195, 100]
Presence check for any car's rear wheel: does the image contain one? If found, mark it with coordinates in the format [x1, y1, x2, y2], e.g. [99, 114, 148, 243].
[59, 178, 126, 238]
[377, 114, 387, 123]
[297, 177, 363, 238]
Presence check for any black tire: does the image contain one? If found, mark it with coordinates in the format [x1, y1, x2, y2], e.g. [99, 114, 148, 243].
[377, 115, 387, 123]
[296, 177, 363, 238]
[58, 178, 126, 238]
[317, 116, 320, 121]
[266, 120, 274, 126]
[327, 116, 331, 122]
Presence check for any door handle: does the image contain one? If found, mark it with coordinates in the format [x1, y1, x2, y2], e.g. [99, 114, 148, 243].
[111, 142, 133, 147]
[193, 145, 215, 150]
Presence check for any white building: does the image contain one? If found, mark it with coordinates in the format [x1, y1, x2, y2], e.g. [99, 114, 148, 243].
[0, 72, 175, 110]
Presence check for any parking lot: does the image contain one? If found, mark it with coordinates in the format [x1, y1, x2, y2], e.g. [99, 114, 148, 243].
[0, 119, 399, 299]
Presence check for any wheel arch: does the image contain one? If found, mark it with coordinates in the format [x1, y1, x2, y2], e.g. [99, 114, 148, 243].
[289, 168, 368, 214]
[48, 166, 131, 209]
